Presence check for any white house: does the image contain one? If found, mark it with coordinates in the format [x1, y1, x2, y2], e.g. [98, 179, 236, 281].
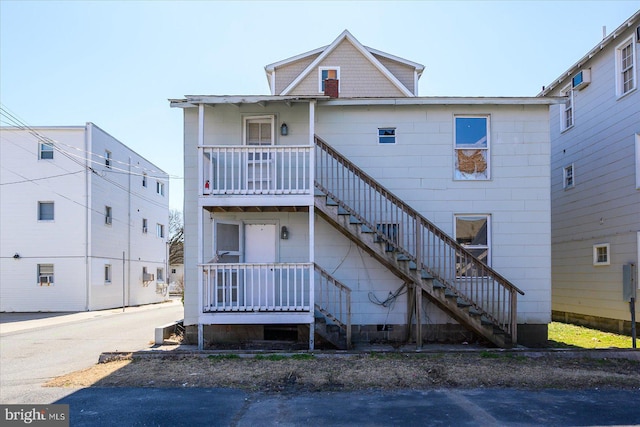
[0, 123, 170, 311]
[540, 11, 640, 334]
[171, 30, 561, 349]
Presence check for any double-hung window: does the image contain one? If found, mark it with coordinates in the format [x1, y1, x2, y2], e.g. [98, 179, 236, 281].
[39, 143, 54, 160]
[454, 116, 490, 180]
[38, 201, 54, 221]
[157, 223, 165, 238]
[157, 268, 164, 283]
[616, 37, 636, 97]
[378, 128, 396, 144]
[156, 181, 165, 196]
[563, 164, 575, 189]
[105, 150, 112, 168]
[142, 173, 147, 187]
[142, 218, 148, 233]
[455, 215, 490, 275]
[593, 243, 610, 266]
[105, 264, 112, 283]
[561, 86, 574, 131]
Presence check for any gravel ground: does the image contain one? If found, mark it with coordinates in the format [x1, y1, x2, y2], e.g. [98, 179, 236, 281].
[45, 352, 640, 392]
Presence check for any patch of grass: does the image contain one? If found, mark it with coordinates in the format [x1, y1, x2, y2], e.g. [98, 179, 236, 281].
[207, 354, 240, 361]
[548, 322, 636, 349]
[290, 353, 315, 360]
[479, 351, 500, 359]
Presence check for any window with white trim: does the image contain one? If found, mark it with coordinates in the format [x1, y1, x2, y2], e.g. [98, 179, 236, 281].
[157, 223, 165, 238]
[454, 116, 490, 180]
[455, 215, 490, 270]
[38, 201, 54, 221]
[142, 218, 148, 234]
[156, 181, 164, 196]
[563, 164, 575, 189]
[39, 143, 54, 160]
[561, 85, 574, 131]
[378, 128, 396, 144]
[157, 268, 164, 283]
[105, 206, 112, 225]
[593, 243, 610, 266]
[142, 173, 147, 187]
[318, 67, 340, 93]
[38, 264, 54, 286]
[105, 264, 112, 283]
[635, 133, 640, 190]
[105, 150, 112, 168]
[616, 37, 636, 97]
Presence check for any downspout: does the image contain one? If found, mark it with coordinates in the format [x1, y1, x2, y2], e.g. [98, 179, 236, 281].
[85, 124, 91, 310]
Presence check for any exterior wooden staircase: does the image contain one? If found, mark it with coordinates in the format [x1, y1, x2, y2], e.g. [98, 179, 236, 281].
[314, 136, 524, 348]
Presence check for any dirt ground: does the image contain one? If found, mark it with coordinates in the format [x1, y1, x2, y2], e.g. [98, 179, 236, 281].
[45, 351, 640, 392]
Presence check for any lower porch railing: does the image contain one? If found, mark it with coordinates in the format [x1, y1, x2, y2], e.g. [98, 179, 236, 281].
[201, 263, 312, 312]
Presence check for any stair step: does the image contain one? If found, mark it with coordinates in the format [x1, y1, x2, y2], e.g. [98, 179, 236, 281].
[325, 198, 339, 206]
[444, 290, 457, 298]
[337, 206, 349, 215]
[432, 280, 445, 288]
[423, 271, 435, 280]
[409, 261, 417, 270]
[361, 225, 373, 233]
[480, 316, 493, 326]
[396, 254, 410, 262]
[469, 307, 482, 316]
[314, 188, 326, 197]
[349, 215, 361, 224]
[456, 298, 471, 308]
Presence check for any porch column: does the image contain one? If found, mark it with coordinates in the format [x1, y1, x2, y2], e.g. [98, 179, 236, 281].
[198, 103, 205, 351]
[308, 100, 316, 351]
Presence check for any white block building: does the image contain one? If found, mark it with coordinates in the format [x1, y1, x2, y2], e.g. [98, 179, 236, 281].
[0, 123, 170, 311]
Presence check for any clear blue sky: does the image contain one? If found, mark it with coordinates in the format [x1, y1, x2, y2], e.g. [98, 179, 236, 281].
[1, 1, 638, 210]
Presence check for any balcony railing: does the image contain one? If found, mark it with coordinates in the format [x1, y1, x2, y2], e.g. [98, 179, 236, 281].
[201, 263, 312, 312]
[200, 145, 311, 196]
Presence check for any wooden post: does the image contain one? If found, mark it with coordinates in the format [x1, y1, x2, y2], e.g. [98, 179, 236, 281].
[415, 283, 422, 348]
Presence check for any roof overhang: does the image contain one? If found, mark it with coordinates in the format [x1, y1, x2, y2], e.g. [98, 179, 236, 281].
[169, 95, 329, 108]
[317, 96, 566, 106]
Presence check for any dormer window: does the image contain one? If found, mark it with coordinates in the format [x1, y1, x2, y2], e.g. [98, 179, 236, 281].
[319, 67, 340, 93]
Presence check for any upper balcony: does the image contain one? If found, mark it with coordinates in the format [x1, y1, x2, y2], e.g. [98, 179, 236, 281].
[199, 145, 313, 207]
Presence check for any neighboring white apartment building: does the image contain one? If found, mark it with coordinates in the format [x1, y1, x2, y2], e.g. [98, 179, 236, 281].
[0, 123, 170, 311]
[171, 31, 561, 349]
[540, 11, 640, 334]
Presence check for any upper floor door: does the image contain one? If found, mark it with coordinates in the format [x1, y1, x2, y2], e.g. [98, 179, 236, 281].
[244, 116, 275, 192]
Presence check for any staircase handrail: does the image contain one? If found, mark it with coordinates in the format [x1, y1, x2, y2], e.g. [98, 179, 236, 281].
[315, 135, 523, 342]
[313, 263, 352, 349]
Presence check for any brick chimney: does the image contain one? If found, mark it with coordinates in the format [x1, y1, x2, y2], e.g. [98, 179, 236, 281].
[324, 79, 339, 98]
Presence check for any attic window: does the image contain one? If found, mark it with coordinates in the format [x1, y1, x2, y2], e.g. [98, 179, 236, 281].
[319, 67, 340, 93]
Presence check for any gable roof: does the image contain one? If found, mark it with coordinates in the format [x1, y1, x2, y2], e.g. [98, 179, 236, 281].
[265, 30, 424, 97]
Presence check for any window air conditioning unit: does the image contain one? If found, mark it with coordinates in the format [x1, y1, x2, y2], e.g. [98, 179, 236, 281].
[39, 275, 54, 286]
[572, 69, 591, 90]
[143, 273, 154, 282]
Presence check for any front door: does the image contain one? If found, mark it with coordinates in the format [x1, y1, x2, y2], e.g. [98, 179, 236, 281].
[245, 223, 277, 307]
[213, 220, 242, 307]
[244, 116, 275, 192]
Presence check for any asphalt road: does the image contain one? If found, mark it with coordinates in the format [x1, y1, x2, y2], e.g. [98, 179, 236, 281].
[57, 387, 640, 426]
[0, 299, 183, 404]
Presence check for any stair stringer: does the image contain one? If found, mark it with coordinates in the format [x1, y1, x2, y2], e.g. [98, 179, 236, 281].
[314, 194, 513, 348]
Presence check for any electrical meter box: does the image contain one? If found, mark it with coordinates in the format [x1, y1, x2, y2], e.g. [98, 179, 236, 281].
[622, 263, 637, 302]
